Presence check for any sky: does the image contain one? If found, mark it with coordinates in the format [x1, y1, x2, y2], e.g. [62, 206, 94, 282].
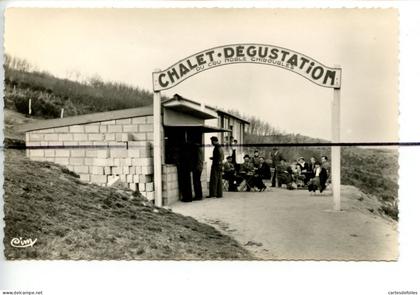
[4, 8, 399, 142]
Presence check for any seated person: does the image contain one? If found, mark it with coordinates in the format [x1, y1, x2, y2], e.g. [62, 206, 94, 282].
[308, 157, 317, 180]
[276, 159, 292, 188]
[293, 162, 306, 188]
[297, 157, 311, 185]
[254, 156, 270, 192]
[223, 156, 240, 192]
[308, 161, 328, 193]
[239, 154, 255, 192]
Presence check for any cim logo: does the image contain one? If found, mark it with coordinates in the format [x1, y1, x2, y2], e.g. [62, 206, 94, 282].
[10, 237, 37, 248]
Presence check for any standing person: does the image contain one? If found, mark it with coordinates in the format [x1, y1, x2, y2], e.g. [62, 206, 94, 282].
[270, 147, 283, 187]
[208, 136, 224, 198]
[321, 156, 331, 184]
[178, 141, 193, 202]
[191, 141, 204, 201]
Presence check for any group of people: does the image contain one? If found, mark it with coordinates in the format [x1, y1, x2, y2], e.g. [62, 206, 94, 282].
[208, 136, 271, 198]
[271, 147, 331, 193]
[181, 136, 332, 202]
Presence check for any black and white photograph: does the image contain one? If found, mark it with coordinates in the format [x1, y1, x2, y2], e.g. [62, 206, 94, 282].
[2, 7, 400, 262]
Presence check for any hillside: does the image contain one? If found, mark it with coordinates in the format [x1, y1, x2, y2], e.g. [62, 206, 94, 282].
[3, 148, 253, 260]
[4, 63, 154, 118]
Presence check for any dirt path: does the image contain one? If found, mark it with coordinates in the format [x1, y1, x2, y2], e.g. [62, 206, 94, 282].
[171, 186, 398, 260]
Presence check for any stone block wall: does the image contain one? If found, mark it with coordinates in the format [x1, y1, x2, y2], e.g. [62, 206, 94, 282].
[162, 163, 209, 205]
[25, 115, 157, 201]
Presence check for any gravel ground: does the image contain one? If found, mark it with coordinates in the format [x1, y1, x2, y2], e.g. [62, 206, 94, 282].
[171, 186, 398, 261]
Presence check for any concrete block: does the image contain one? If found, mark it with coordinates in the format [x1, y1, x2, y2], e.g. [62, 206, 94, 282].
[123, 125, 138, 132]
[123, 166, 130, 174]
[91, 166, 104, 175]
[44, 149, 55, 157]
[141, 165, 153, 175]
[73, 133, 88, 141]
[107, 175, 119, 186]
[105, 133, 115, 141]
[79, 174, 90, 182]
[44, 134, 59, 141]
[116, 118, 132, 124]
[110, 149, 128, 158]
[112, 167, 122, 174]
[133, 175, 139, 182]
[55, 149, 70, 157]
[132, 117, 147, 124]
[146, 116, 154, 124]
[126, 175, 133, 183]
[91, 174, 107, 184]
[99, 125, 107, 133]
[131, 133, 147, 141]
[86, 150, 98, 158]
[140, 147, 151, 157]
[29, 133, 43, 141]
[134, 166, 142, 174]
[119, 174, 127, 182]
[113, 158, 120, 166]
[69, 125, 85, 133]
[129, 166, 136, 174]
[54, 127, 69, 133]
[138, 183, 146, 192]
[139, 175, 153, 183]
[69, 157, 84, 165]
[88, 133, 104, 141]
[127, 149, 140, 158]
[121, 133, 133, 141]
[145, 191, 155, 201]
[71, 149, 85, 157]
[139, 124, 153, 132]
[96, 149, 109, 158]
[30, 149, 45, 157]
[129, 183, 137, 191]
[74, 165, 89, 174]
[146, 132, 154, 141]
[85, 125, 100, 133]
[108, 125, 123, 133]
[84, 158, 94, 165]
[58, 134, 74, 141]
[146, 182, 154, 192]
[54, 157, 69, 165]
[101, 120, 116, 125]
[139, 158, 153, 166]
[127, 141, 146, 148]
[93, 158, 110, 166]
[63, 141, 79, 147]
[78, 141, 93, 147]
[26, 141, 41, 147]
[104, 167, 111, 175]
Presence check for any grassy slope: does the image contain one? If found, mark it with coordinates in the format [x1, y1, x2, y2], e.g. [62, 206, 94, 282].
[3, 149, 253, 260]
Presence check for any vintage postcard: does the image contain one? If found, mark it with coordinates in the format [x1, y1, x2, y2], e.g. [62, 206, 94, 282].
[2, 8, 399, 261]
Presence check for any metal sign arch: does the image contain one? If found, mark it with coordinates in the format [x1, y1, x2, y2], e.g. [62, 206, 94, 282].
[152, 43, 342, 210]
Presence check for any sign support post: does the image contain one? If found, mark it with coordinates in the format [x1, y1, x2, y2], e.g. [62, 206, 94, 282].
[153, 87, 163, 207]
[332, 84, 341, 211]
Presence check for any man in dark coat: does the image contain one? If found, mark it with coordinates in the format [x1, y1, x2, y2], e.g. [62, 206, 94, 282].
[208, 136, 224, 198]
[178, 141, 193, 202]
[191, 141, 204, 200]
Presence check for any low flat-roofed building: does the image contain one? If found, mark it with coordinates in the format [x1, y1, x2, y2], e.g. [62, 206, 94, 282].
[19, 94, 248, 205]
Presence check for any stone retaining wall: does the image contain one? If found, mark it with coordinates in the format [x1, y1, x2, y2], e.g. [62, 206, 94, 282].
[25, 115, 158, 201]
